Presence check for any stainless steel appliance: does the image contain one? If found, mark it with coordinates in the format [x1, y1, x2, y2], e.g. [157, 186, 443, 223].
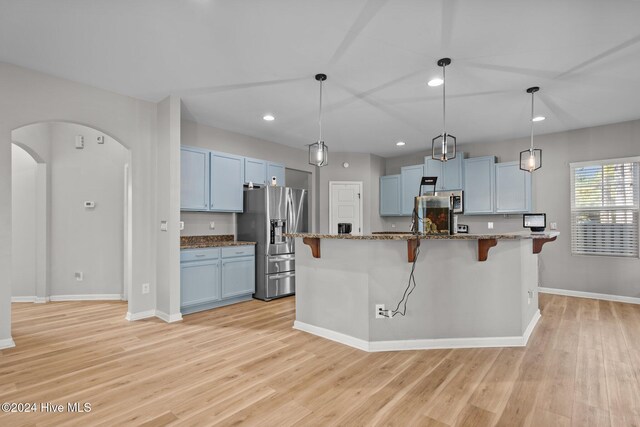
[431, 190, 463, 214]
[237, 187, 308, 300]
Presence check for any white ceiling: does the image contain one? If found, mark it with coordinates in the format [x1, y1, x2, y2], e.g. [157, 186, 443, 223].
[2, 0, 640, 157]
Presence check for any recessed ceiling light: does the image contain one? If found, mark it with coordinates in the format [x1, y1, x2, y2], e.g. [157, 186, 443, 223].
[396, 141, 406, 146]
[532, 116, 545, 122]
[427, 78, 444, 87]
[263, 114, 275, 121]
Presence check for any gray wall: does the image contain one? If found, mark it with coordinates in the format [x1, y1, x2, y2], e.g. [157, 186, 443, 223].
[11, 145, 37, 297]
[383, 119, 640, 299]
[12, 122, 129, 299]
[155, 96, 182, 319]
[317, 152, 385, 234]
[0, 61, 159, 344]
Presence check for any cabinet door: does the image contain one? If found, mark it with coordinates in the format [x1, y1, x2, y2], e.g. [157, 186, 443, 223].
[463, 156, 496, 214]
[180, 146, 210, 211]
[180, 260, 220, 308]
[400, 164, 425, 216]
[380, 175, 401, 216]
[221, 257, 255, 298]
[495, 161, 532, 213]
[266, 162, 286, 187]
[442, 153, 465, 190]
[210, 152, 244, 212]
[244, 158, 267, 186]
[424, 157, 444, 191]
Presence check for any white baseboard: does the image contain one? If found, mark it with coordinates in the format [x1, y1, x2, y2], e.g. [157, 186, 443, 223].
[0, 338, 16, 350]
[11, 296, 36, 303]
[35, 297, 49, 303]
[294, 310, 541, 353]
[49, 294, 124, 301]
[154, 310, 183, 323]
[539, 287, 640, 305]
[293, 321, 370, 351]
[125, 310, 156, 321]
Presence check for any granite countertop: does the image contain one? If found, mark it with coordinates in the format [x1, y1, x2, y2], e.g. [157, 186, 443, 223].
[285, 231, 559, 241]
[180, 235, 257, 249]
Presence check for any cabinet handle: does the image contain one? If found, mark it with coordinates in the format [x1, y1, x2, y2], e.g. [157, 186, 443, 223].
[195, 254, 206, 258]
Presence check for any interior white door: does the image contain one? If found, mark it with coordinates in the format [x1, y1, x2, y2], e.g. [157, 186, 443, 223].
[330, 182, 362, 235]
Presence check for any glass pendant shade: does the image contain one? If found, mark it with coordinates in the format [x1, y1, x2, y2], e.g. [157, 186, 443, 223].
[309, 141, 328, 167]
[519, 148, 542, 172]
[431, 58, 456, 162]
[309, 73, 329, 167]
[519, 86, 543, 173]
[432, 132, 456, 162]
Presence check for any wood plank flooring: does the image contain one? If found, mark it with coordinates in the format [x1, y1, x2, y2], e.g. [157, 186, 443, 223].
[1, 294, 639, 426]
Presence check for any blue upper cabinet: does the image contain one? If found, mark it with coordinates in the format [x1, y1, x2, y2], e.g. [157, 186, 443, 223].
[266, 162, 286, 187]
[210, 152, 244, 212]
[495, 161, 532, 213]
[442, 154, 464, 190]
[400, 164, 425, 215]
[464, 156, 496, 214]
[424, 152, 465, 191]
[180, 146, 210, 211]
[244, 157, 267, 186]
[380, 174, 401, 216]
[424, 158, 444, 191]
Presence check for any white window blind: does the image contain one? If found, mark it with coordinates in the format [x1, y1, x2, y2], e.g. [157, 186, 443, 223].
[570, 159, 639, 257]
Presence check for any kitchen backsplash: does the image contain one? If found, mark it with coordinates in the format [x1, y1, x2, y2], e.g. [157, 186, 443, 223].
[180, 211, 236, 236]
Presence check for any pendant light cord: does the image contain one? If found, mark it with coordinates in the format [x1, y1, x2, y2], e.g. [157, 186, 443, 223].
[530, 90, 534, 152]
[318, 79, 323, 143]
[442, 63, 446, 137]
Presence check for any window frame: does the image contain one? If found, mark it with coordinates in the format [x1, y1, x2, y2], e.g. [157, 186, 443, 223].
[569, 156, 640, 259]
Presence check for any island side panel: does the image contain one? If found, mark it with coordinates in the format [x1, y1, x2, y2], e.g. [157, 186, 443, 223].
[521, 239, 540, 334]
[295, 238, 370, 342]
[367, 239, 525, 342]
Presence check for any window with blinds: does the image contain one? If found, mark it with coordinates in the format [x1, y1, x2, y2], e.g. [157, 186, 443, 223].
[570, 158, 639, 257]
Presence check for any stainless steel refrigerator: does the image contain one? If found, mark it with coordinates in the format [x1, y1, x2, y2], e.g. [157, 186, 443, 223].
[237, 186, 308, 300]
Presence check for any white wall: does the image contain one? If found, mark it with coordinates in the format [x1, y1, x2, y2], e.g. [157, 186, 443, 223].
[0, 61, 159, 345]
[11, 145, 37, 297]
[383, 119, 640, 299]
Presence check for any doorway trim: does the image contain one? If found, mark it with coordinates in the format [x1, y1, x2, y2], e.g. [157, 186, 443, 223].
[329, 181, 364, 235]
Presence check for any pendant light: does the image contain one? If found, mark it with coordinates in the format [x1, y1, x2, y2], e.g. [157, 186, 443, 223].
[432, 58, 456, 162]
[308, 73, 328, 167]
[519, 86, 542, 172]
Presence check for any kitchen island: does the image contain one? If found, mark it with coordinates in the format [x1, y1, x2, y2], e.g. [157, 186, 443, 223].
[286, 231, 558, 352]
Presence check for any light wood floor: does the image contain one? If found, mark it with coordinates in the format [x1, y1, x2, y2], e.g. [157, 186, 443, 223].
[1, 294, 640, 426]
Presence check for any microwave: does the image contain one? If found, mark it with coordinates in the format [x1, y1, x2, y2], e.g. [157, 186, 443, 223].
[427, 190, 464, 214]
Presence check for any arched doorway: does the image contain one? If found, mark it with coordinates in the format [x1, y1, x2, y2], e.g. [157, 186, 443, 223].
[11, 122, 132, 304]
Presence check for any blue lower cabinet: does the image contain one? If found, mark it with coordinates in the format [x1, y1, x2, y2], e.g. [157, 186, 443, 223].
[181, 246, 255, 315]
[222, 257, 255, 298]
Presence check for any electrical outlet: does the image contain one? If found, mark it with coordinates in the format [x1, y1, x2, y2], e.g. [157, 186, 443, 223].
[391, 223, 396, 229]
[550, 222, 558, 230]
[375, 304, 387, 319]
[209, 221, 215, 229]
[488, 222, 494, 230]
[142, 283, 150, 294]
[528, 289, 534, 305]
[75, 271, 83, 281]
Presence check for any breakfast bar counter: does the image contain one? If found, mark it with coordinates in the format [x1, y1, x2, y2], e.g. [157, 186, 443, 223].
[286, 232, 559, 352]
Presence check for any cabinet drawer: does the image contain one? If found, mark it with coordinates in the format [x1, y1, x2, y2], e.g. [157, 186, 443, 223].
[221, 245, 255, 258]
[180, 248, 220, 262]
